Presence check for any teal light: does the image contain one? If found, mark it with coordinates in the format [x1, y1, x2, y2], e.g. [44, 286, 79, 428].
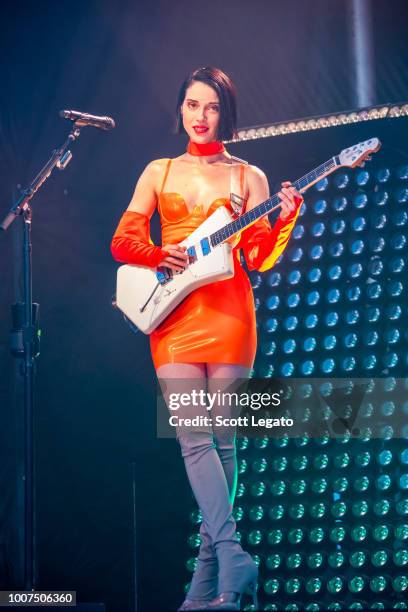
[321, 358, 335, 373]
[373, 499, 390, 517]
[371, 549, 389, 568]
[307, 290, 320, 305]
[250, 481, 266, 496]
[351, 525, 368, 542]
[281, 361, 295, 376]
[303, 337, 317, 351]
[350, 239, 365, 254]
[365, 306, 380, 322]
[312, 222, 325, 237]
[349, 550, 366, 568]
[353, 192, 368, 209]
[252, 458, 268, 473]
[307, 552, 324, 569]
[344, 332, 358, 348]
[352, 500, 369, 517]
[268, 504, 285, 521]
[287, 292, 301, 308]
[310, 244, 324, 260]
[328, 552, 345, 569]
[283, 339, 297, 354]
[265, 317, 278, 332]
[267, 529, 283, 545]
[331, 501, 347, 518]
[301, 359, 315, 375]
[348, 262, 363, 278]
[305, 313, 319, 328]
[268, 272, 281, 287]
[346, 285, 361, 301]
[266, 553, 282, 569]
[328, 264, 342, 280]
[331, 218, 346, 235]
[352, 216, 366, 231]
[327, 576, 343, 594]
[271, 456, 288, 472]
[325, 312, 338, 327]
[376, 167, 390, 182]
[332, 195, 347, 211]
[264, 578, 280, 595]
[308, 267, 322, 282]
[314, 198, 327, 213]
[334, 172, 349, 189]
[248, 528, 263, 544]
[364, 330, 378, 346]
[290, 246, 304, 262]
[372, 524, 390, 542]
[326, 288, 340, 304]
[266, 295, 280, 310]
[288, 270, 301, 284]
[270, 480, 286, 496]
[284, 315, 298, 330]
[286, 552, 303, 569]
[249, 506, 264, 522]
[310, 502, 326, 519]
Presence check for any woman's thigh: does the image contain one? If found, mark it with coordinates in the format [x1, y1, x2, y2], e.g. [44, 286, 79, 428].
[156, 362, 207, 380]
[206, 363, 251, 443]
[156, 362, 212, 441]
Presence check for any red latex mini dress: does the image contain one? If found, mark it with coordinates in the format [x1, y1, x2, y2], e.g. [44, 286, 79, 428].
[111, 159, 301, 370]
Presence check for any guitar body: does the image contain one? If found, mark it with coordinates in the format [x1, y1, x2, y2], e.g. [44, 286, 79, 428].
[116, 205, 236, 334]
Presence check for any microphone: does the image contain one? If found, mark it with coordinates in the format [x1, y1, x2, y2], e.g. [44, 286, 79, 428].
[60, 109, 115, 131]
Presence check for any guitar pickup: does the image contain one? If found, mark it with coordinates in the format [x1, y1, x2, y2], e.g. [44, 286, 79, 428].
[156, 266, 173, 285]
[187, 246, 197, 263]
[200, 237, 211, 256]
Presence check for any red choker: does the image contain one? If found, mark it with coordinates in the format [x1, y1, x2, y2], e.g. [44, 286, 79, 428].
[187, 140, 225, 156]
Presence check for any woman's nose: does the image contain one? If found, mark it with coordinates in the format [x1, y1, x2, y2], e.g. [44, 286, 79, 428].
[197, 106, 207, 121]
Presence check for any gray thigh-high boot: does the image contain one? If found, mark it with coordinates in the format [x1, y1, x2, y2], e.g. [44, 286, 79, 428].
[177, 431, 258, 609]
[215, 435, 237, 505]
[178, 509, 218, 611]
[178, 435, 238, 610]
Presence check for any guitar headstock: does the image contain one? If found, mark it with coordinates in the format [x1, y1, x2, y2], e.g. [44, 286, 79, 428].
[338, 138, 381, 168]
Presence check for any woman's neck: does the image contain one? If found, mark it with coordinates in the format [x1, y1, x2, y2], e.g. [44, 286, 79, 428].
[186, 139, 228, 165]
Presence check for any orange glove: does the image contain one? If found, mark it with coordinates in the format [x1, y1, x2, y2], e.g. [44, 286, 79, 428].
[111, 210, 165, 268]
[237, 203, 302, 272]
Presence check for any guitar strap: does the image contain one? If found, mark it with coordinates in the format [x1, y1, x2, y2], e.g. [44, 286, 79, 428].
[229, 155, 248, 216]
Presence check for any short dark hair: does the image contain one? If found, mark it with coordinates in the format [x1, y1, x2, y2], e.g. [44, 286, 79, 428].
[175, 66, 238, 141]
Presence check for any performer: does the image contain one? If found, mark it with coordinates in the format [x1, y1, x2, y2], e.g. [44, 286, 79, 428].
[111, 67, 303, 611]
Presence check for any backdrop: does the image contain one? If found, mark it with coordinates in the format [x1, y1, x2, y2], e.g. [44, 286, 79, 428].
[1, 1, 408, 611]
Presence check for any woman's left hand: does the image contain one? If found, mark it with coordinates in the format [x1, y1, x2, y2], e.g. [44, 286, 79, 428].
[278, 181, 304, 220]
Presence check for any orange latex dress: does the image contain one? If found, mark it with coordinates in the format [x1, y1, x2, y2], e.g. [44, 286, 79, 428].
[111, 159, 301, 370]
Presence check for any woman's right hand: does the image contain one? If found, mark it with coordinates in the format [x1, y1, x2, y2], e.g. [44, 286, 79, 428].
[159, 243, 189, 271]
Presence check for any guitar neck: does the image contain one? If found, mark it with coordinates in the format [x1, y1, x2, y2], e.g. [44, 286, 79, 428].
[210, 155, 340, 247]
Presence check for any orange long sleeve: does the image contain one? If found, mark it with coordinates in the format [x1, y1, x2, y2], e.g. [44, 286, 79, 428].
[238, 204, 302, 272]
[110, 210, 165, 268]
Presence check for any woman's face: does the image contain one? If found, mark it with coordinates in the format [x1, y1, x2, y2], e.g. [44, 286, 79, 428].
[181, 80, 220, 143]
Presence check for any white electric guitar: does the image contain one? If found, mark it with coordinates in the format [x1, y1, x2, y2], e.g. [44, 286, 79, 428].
[115, 138, 381, 334]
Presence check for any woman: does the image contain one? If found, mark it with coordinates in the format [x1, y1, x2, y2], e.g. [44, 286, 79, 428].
[111, 67, 303, 611]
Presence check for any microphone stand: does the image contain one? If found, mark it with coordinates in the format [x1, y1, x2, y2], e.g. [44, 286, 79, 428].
[1, 121, 83, 590]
